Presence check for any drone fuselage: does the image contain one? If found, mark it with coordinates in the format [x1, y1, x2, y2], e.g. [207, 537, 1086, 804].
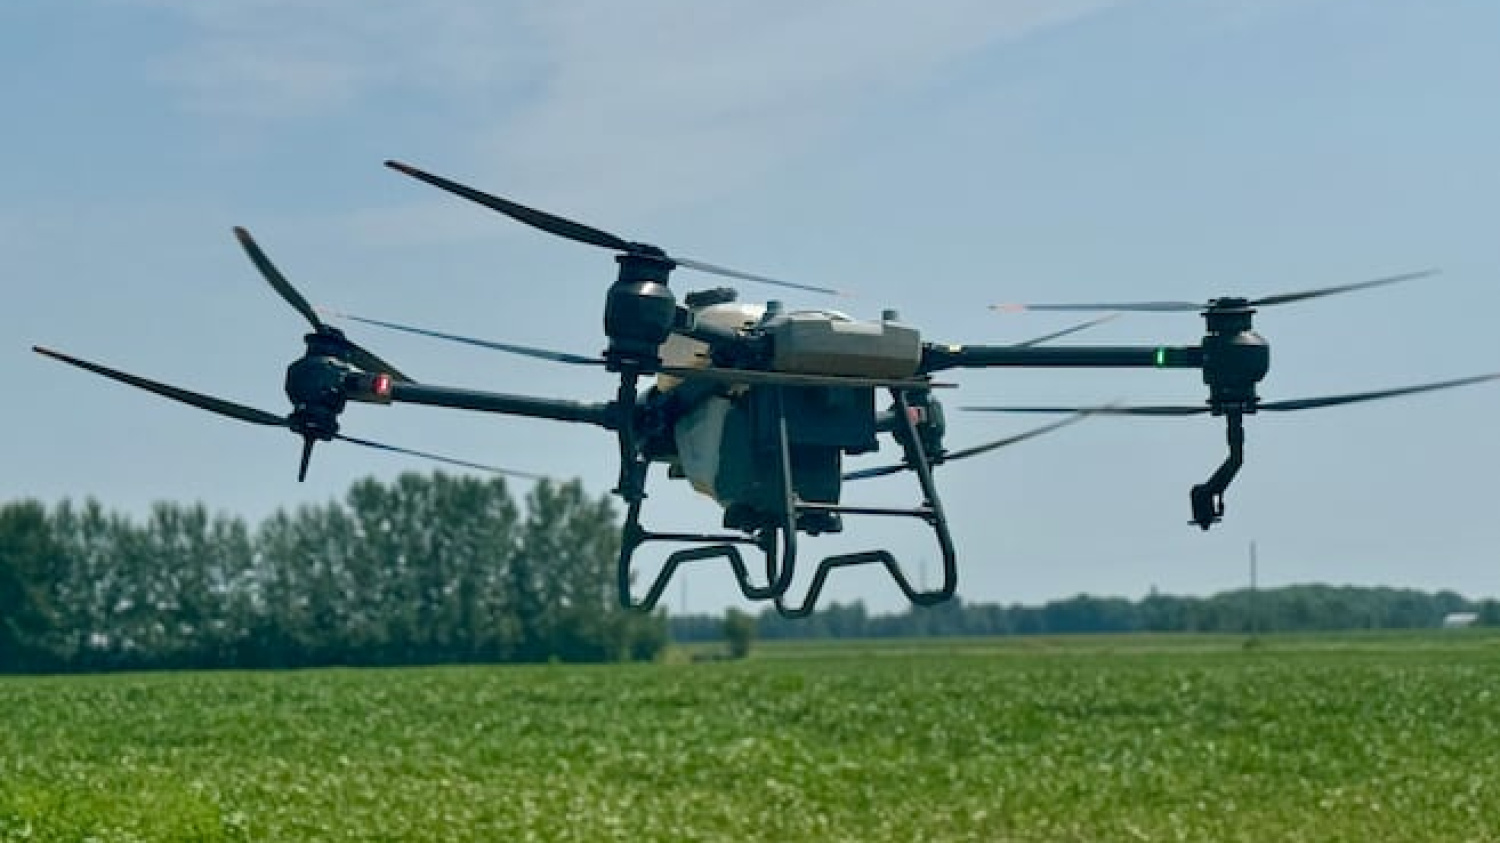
[651, 302, 927, 531]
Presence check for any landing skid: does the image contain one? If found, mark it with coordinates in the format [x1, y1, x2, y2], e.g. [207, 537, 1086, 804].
[616, 390, 958, 618]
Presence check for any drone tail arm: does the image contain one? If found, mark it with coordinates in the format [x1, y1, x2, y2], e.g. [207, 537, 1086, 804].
[920, 343, 1203, 373]
[385, 382, 614, 428]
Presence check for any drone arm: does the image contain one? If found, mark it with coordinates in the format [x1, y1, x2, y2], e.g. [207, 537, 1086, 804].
[921, 343, 1202, 373]
[379, 381, 614, 428]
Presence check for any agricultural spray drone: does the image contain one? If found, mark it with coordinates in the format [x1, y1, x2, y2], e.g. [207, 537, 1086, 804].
[35, 162, 1500, 618]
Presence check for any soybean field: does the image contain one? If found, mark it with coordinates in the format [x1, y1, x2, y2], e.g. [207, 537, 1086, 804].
[3, 633, 1498, 841]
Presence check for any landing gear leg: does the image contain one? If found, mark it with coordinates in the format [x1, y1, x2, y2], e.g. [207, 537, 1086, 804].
[1190, 410, 1245, 530]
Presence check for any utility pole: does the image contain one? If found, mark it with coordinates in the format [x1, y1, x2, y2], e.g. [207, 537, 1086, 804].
[1249, 540, 1259, 641]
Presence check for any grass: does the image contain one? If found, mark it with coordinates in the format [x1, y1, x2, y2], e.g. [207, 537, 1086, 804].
[3, 632, 1499, 841]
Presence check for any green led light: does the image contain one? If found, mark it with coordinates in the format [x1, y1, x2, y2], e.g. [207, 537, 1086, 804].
[1154, 347, 1167, 367]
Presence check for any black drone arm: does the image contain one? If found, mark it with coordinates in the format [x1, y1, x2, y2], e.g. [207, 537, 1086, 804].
[362, 379, 614, 428]
[920, 343, 1204, 373]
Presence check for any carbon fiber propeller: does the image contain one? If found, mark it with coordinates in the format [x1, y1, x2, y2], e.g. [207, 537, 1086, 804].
[992, 269, 1438, 313]
[385, 160, 842, 296]
[233, 227, 412, 382]
[33, 346, 536, 481]
[963, 372, 1500, 415]
[844, 410, 1096, 481]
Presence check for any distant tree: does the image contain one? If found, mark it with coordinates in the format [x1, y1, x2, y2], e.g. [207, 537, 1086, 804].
[668, 613, 727, 643]
[1140, 590, 1188, 632]
[821, 601, 870, 638]
[1042, 594, 1139, 634]
[45, 498, 139, 669]
[0, 500, 62, 670]
[253, 501, 362, 666]
[124, 503, 252, 668]
[352, 472, 523, 664]
[515, 478, 665, 662]
[5, 472, 669, 673]
[1478, 600, 1500, 628]
[23, 474, 1500, 673]
[724, 608, 756, 659]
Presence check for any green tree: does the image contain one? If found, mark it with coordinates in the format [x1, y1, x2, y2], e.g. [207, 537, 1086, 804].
[129, 503, 253, 667]
[381, 472, 524, 662]
[46, 498, 138, 668]
[724, 608, 756, 659]
[253, 501, 362, 666]
[515, 478, 663, 662]
[1477, 599, 1500, 627]
[0, 500, 62, 670]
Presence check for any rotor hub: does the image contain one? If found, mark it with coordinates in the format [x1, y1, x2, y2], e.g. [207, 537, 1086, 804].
[1200, 303, 1269, 412]
[604, 252, 677, 369]
[303, 328, 353, 357]
[284, 349, 350, 439]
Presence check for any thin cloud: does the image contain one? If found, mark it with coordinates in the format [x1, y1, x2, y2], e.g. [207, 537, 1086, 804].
[131, 0, 547, 120]
[129, 0, 1125, 237]
[448, 0, 1129, 206]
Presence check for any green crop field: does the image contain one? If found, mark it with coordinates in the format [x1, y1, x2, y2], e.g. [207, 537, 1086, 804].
[3, 633, 1498, 841]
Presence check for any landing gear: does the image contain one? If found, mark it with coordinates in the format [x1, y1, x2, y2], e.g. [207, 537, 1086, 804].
[614, 389, 957, 618]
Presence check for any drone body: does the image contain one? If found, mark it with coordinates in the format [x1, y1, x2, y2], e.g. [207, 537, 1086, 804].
[656, 298, 923, 515]
[34, 162, 1500, 619]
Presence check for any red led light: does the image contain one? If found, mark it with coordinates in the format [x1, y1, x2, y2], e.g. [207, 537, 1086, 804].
[374, 373, 393, 397]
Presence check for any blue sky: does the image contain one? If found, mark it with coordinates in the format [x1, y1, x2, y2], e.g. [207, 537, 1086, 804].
[5, 0, 1499, 613]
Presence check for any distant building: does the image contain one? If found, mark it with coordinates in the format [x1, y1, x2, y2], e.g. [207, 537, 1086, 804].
[1442, 612, 1479, 629]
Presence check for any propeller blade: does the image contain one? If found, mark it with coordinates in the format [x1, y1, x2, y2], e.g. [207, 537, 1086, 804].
[845, 411, 1095, 481]
[963, 402, 1209, 416]
[325, 309, 605, 367]
[1258, 372, 1500, 412]
[385, 160, 841, 296]
[1251, 269, 1438, 308]
[336, 433, 544, 479]
[961, 371, 1500, 416]
[35, 346, 290, 428]
[671, 256, 842, 296]
[943, 411, 1097, 461]
[233, 228, 413, 382]
[1008, 313, 1121, 347]
[233, 227, 324, 331]
[992, 300, 1201, 314]
[992, 270, 1437, 314]
[842, 463, 907, 481]
[33, 348, 521, 482]
[385, 160, 630, 251]
[342, 341, 414, 384]
[297, 435, 317, 482]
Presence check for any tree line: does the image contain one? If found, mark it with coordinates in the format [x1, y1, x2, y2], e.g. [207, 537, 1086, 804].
[8, 472, 1494, 674]
[670, 586, 1500, 642]
[1, 473, 666, 673]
